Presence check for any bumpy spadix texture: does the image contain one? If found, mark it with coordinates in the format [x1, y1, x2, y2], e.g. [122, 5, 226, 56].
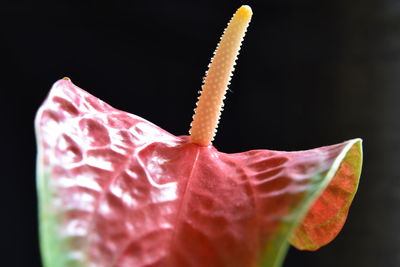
[190, 6, 252, 146]
[35, 79, 362, 267]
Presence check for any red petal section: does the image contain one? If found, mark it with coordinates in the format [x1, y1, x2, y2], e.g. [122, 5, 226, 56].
[290, 140, 362, 251]
[36, 79, 362, 267]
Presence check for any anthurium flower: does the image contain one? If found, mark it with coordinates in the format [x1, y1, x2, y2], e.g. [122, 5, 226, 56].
[35, 6, 362, 267]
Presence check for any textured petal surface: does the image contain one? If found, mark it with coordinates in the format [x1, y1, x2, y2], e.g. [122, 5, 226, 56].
[290, 140, 362, 250]
[35, 79, 362, 267]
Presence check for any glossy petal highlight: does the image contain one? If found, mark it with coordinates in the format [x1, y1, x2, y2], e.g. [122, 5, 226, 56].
[35, 79, 362, 267]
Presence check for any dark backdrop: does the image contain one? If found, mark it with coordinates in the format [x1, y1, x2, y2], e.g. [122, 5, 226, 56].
[1, 0, 399, 266]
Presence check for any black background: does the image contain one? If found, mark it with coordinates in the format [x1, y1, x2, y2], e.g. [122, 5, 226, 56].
[1, 0, 400, 266]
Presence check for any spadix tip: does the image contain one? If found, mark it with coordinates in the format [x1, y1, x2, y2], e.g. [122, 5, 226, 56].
[235, 5, 252, 20]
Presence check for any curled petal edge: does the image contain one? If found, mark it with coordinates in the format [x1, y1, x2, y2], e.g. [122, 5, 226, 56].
[261, 138, 362, 267]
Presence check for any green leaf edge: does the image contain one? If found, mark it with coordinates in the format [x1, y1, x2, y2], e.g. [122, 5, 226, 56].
[259, 138, 363, 267]
[36, 128, 86, 267]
